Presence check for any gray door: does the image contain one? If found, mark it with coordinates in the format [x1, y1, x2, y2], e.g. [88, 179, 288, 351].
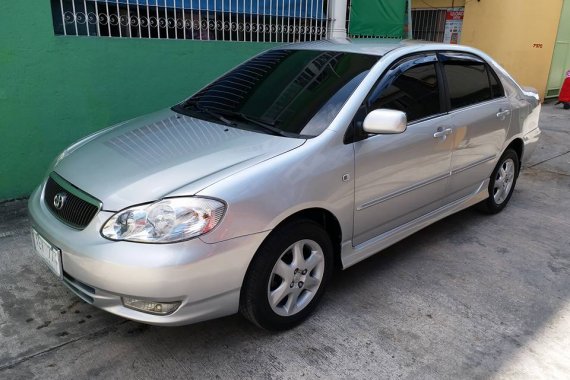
[439, 53, 512, 201]
[546, 0, 570, 98]
[352, 55, 453, 246]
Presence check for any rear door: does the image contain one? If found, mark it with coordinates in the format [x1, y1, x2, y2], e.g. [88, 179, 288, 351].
[438, 53, 512, 201]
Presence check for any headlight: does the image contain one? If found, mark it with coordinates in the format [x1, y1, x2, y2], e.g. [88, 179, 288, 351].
[101, 197, 226, 243]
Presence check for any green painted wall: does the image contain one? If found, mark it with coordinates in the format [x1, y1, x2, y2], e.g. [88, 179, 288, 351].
[0, 2, 274, 201]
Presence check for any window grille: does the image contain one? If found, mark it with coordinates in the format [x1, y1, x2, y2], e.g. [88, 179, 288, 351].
[411, 9, 446, 42]
[50, 0, 331, 42]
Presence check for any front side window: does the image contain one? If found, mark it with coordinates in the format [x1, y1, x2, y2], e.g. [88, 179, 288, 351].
[173, 49, 379, 137]
[443, 60, 493, 109]
[368, 62, 441, 123]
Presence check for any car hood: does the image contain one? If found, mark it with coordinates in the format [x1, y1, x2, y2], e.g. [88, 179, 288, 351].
[54, 109, 305, 211]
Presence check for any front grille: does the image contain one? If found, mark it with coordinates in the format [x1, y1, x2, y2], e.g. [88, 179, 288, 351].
[44, 173, 102, 230]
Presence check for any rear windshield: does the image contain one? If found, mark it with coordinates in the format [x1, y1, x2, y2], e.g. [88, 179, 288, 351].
[174, 49, 380, 137]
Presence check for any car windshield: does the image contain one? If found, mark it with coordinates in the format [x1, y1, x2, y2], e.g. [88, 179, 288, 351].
[173, 49, 380, 137]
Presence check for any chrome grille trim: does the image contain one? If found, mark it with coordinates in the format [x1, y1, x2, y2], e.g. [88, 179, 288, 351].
[44, 172, 102, 230]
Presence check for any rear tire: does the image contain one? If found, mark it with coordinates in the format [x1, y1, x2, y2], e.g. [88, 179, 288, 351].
[239, 220, 333, 330]
[477, 149, 520, 214]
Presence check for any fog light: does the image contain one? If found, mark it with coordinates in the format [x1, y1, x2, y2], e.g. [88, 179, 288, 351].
[122, 297, 181, 315]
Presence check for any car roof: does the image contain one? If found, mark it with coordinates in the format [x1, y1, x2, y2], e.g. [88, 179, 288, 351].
[278, 38, 438, 56]
[274, 39, 525, 95]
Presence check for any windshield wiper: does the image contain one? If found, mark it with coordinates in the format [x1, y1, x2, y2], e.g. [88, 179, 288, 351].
[174, 102, 236, 128]
[193, 104, 236, 128]
[226, 112, 289, 137]
[174, 103, 292, 138]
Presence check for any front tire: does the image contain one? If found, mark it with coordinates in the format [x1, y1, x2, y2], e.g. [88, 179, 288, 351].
[477, 149, 520, 214]
[239, 220, 333, 330]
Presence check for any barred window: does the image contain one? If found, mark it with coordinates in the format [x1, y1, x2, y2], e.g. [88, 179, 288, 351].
[411, 9, 446, 42]
[50, 0, 330, 42]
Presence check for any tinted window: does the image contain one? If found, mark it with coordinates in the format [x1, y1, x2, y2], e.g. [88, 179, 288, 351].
[369, 62, 441, 123]
[174, 50, 379, 137]
[444, 61, 492, 109]
[488, 68, 505, 98]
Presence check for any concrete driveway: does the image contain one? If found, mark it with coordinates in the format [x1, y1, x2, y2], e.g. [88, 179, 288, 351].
[0, 102, 569, 379]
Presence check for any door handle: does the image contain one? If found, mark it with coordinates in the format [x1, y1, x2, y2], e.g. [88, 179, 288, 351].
[433, 128, 452, 139]
[496, 109, 511, 119]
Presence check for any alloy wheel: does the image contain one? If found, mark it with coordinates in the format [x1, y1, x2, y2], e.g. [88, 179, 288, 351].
[267, 239, 325, 317]
[493, 158, 516, 204]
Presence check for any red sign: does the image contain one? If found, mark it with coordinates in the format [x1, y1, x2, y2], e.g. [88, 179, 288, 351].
[446, 10, 464, 21]
[444, 8, 464, 44]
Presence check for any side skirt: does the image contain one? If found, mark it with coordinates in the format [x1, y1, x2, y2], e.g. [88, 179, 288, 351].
[341, 179, 490, 269]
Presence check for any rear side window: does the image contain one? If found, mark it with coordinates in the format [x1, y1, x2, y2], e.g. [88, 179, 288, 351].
[369, 62, 441, 123]
[443, 60, 492, 109]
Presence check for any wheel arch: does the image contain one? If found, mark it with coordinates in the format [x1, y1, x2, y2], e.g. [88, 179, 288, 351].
[505, 138, 524, 172]
[272, 208, 343, 271]
[249, 207, 343, 274]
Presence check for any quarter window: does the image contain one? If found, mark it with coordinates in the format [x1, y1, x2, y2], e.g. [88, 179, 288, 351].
[488, 68, 505, 99]
[443, 61, 493, 109]
[369, 62, 441, 123]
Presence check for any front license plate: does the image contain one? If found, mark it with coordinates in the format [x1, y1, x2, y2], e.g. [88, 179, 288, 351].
[32, 228, 62, 278]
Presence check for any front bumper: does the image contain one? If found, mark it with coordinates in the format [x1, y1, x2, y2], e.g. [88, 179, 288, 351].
[28, 184, 269, 326]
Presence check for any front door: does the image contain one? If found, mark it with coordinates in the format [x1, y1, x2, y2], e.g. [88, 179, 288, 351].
[352, 54, 453, 246]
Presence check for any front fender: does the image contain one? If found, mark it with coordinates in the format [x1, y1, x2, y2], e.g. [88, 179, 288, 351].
[197, 130, 355, 244]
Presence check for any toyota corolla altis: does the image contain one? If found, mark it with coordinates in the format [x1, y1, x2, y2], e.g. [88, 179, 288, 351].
[29, 40, 541, 330]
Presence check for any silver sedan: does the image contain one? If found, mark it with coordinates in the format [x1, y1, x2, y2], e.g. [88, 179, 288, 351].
[29, 40, 541, 330]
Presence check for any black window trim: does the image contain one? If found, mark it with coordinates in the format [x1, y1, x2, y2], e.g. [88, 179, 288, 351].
[487, 63, 506, 99]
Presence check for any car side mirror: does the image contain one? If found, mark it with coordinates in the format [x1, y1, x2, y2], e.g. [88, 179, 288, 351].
[362, 109, 407, 135]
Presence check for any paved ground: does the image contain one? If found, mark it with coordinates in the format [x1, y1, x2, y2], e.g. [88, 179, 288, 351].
[0, 102, 569, 379]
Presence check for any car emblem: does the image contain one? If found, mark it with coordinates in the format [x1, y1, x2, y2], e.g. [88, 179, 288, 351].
[53, 193, 67, 210]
